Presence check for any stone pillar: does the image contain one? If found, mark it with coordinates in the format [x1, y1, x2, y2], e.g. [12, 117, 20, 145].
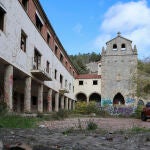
[4, 65, 13, 110]
[47, 89, 52, 112]
[65, 97, 68, 110]
[61, 95, 64, 109]
[55, 92, 59, 112]
[24, 77, 31, 112]
[38, 84, 43, 113]
[69, 99, 72, 110]
[72, 101, 75, 110]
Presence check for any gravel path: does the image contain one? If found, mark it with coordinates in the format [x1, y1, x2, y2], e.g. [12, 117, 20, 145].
[41, 118, 150, 131]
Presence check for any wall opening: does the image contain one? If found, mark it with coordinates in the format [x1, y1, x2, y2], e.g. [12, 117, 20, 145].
[89, 93, 101, 103]
[113, 93, 125, 105]
[76, 93, 87, 101]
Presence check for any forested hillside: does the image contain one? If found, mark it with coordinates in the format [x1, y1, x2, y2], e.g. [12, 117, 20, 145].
[69, 52, 101, 74]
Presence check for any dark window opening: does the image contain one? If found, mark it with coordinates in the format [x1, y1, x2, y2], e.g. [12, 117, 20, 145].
[60, 74, 63, 88]
[79, 80, 83, 85]
[0, 7, 6, 31]
[60, 53, 64, 63]
[34, 49, 41, 69]
[54, 69, 57, 79]
[32, 96, 37, 105]
[35, 14, 43, 32]
[121, 43, 126, 50]
[93, 80, 98, 85]
[22, 0, 28, 11]
[113, 44, 117, 50]
[65, 61, 68, 67]
[47, 32, 50, 44]
[46, 61, 50, 73]
[20, 30, 27, 52]
[55, 45, 58, 55]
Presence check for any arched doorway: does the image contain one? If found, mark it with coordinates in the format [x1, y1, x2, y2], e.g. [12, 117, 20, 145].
[89, 93, 101, 102]
[76, 93, 87, 101]
[113, 93, 125, 105]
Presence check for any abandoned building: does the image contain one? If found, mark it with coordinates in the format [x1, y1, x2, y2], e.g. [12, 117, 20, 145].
[0, 0, 139, 113]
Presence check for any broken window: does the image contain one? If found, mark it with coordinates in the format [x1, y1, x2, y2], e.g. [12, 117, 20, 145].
[121, 43, 126, 50]
[35, 14, 43, 32]
[34, 49, 41, 69]
[93, 80, 98, 85]
[0, 6, 6, 31]
[22, 0, 28, 11]
[113, 44, 117, 50]
[46, 61, 50, 73]
[20, 30, 27, 52]
[79, 80, 83, 85]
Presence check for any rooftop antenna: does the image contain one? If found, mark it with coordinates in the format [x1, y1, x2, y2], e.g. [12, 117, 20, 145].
[117, 32, 121, 36]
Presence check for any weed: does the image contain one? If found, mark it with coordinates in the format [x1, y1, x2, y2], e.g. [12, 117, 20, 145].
[86, 119, 98, 130]
[52, 109, 69, 120]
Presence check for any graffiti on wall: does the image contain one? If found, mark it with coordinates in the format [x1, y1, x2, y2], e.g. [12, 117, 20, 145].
[101, 99, 113, 106]
[126, 98, 135, 104]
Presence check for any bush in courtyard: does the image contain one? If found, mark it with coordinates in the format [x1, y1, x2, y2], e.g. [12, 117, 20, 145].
[52, 109, 69, 120]
[86, 119, 98, 130]
[134, 105, 144, 119]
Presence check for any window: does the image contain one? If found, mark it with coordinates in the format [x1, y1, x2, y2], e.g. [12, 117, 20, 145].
[46, 61, 50, 73]
[65, 61, 68, 68]
[22, 0, 28, 11]
[93, 80, 98, 85]
[73, 86, 74, 92]
[60, 53, 64, 63]
[32, 96, 37, 105]
[79, 80, 83, 85]
[47, 32, 50, 44]
[69, 83, 71, 90]
[55, 45, 58, 55]
[34, 49, 41, 69]
[65, 79, 67, 88]
[35, 14, 43, 31]
[54, 69, 57, 79]
[60, 74, 63, 88]
[113, 44, 117, 50]
[0, 7, 6, 31]
[20, 30, 27, 52]
[121, 43, 126, 50]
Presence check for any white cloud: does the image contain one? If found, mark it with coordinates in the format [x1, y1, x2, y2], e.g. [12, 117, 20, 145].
[94, 0, 150, 58]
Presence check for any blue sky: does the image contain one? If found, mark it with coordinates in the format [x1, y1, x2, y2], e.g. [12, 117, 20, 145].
[39, 0, 150, 59]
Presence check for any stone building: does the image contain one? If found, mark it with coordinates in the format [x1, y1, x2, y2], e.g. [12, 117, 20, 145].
[101, 32, 138, 106]
[0, 0, 77, 113]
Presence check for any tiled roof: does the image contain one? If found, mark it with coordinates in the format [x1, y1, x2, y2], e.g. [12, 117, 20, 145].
[76, 74, 101, 79]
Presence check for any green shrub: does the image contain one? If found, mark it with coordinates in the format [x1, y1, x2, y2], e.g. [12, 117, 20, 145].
[134, 105, 144, 119]
[86, 120, 98, 130]
[52, 109, 69, 120]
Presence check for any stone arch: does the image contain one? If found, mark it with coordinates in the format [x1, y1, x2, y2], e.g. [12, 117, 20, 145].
[113, 93, 125, 105]
[137, 99, 144, 106]
[76, 93, 87, 101]
[89, 93, 101, 102]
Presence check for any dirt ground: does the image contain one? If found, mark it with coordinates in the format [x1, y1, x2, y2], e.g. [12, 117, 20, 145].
[0, 118, 150, 150]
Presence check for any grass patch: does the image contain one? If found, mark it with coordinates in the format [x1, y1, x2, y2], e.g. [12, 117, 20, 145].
[0, 115, 41, 128]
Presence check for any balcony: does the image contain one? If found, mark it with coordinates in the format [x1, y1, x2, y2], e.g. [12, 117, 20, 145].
[59, 88, 69, 94]
[31, 61, 52, 81]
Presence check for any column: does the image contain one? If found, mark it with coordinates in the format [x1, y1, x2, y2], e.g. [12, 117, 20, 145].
[55, 92, 59, 112]
[4, 65, 13, 111]
[24, 77, 31, 112]
[38, 84, 43, 113]
[69, 99, 72, 110]
[72, 101, 75, 110]
[61, 95, 64, 109]
[47, 89, 52, 112]
[65, 97, 68, 110]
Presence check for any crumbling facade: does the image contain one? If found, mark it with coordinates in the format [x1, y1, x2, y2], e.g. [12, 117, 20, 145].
[0, 0, 77, 112]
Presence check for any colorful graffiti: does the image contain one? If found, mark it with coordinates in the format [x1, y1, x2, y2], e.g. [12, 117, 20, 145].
[126, 98, 135, 104]
[102, 106, 135, 116]
[101, 99, 113, 106]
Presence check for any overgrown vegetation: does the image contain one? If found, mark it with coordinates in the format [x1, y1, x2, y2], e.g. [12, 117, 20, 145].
[52, 109, 69, 120]
[86, 119, 98, 130]
[0, 100, 8, 116]
[69, 52, 101, 74]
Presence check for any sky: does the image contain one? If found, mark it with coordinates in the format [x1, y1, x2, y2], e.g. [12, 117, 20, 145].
[39, 0, 150, 59]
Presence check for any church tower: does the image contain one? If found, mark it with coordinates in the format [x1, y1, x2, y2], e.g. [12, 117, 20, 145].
[101, 32, 137, 106]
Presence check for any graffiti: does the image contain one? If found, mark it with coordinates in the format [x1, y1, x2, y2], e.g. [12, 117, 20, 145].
[101, 99, 113, 106]
[103, 106, 135, 116]
[126, 98, 135, 104]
